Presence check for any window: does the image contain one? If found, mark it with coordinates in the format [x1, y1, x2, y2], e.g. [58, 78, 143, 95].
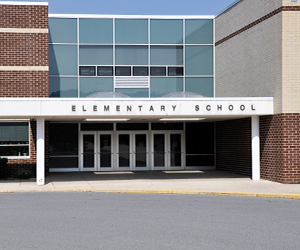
[115, 66, 131, 76]
[133, 67, 148, 76]
[49, 124, 78, 169]
[97, 66, 113, 76]
[79, 66, 96, 76]
[0, 122, 30, 157]
[168, 67, 183, 76]
[150, 67, 166, 76]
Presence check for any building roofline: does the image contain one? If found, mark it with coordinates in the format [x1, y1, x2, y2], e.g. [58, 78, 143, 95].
[49, 14, 215, 19]
[0, 1, 48, 6]
[216, 0, 244, 17]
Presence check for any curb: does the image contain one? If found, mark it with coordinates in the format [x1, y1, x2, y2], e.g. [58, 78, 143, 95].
[0, 188, 300, 199]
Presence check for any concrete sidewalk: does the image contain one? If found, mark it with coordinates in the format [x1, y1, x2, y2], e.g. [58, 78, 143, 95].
[1, 170, 300, 199]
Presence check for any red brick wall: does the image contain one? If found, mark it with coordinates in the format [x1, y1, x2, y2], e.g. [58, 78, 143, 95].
[0, 5, 48, 29]
[260, 114, 300, 184]
[0, 71, 49, 97]
[0, 4, 49, 175]
[0, 33, 48, 67]
[216, 118, 252, 176]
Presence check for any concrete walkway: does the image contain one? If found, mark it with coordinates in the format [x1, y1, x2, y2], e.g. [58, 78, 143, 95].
[1, 170, 300, 199]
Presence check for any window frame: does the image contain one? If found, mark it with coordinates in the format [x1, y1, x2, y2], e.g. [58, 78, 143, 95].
[0, 121, 30, 159]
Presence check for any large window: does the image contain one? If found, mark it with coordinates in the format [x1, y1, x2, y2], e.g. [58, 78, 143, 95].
[49, 17, 214, 98]
[49, 124, 79, 169]
[0, 122, 30, 157]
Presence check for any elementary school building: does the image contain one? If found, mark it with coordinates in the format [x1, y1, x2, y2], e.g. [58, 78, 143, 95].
[0, 0, 299, 185]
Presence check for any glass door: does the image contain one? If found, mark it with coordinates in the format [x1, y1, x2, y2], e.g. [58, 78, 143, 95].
[81, 132, 96, 171]
[98, 132, 113, 171]
[117, 132, 132, 171]
[169, 133, 183, 170]
[133, 132, 149, 170]
[151, 132, 184, 170]
[152, 133, 167, 170]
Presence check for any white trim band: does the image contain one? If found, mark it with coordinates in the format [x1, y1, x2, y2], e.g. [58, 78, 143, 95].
[0, 28, 48, 34]
[0, 1, 48, 6]
[0, 66, 49, 71]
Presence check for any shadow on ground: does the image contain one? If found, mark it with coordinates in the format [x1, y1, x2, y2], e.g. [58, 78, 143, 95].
[48, 170, 250, 182]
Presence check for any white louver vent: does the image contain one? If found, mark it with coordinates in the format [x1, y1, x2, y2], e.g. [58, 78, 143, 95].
[115, 77, 149, 88]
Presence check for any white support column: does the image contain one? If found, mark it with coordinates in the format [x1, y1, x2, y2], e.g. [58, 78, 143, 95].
[36, 117, 45, 186]
[251, 116, 260, 181]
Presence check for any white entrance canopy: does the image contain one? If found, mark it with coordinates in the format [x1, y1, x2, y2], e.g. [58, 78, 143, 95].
[0, 97, 273, 185]
[0, 97, 273, 120]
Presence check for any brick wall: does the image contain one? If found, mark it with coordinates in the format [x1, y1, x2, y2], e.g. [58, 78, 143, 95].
[0, 71, 48, 97]
[215, 1, 283, 114]
[0, 4, 49, 176]
[260, 114, 300, 183]
[216, 118, 252, 176]
[0, 33, 48, 67]
[0, 5, 48, 29]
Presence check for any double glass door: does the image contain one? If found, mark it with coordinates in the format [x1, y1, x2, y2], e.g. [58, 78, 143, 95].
[152, 132, 184, 170]
[81, 131, 183, 171]
[81, 131, 149, 171]
[81, 132, 113, 171]
[117, 132, 149, 171]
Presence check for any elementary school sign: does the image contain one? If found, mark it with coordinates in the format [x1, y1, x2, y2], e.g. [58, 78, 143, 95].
[0, 97, 273, 118]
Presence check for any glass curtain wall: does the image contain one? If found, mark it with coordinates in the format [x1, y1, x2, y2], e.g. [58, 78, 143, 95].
[49, 16, 214, 98]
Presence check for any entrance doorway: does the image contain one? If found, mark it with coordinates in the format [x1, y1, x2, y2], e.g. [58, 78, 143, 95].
[81, 132, 113, 171]
[152, 132, 184, 170]
[80, 131, 183, 171]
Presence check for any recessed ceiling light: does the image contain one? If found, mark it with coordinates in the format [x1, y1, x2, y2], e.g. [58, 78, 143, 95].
[159, 118, 205, 121]
[83, 118, 130, 122]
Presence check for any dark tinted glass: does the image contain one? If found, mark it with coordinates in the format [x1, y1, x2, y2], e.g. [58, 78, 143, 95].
[119, 134, 130, 167]
[100, 134, 111, 168]
[116, 123, 149, 131]
[79, 66, 95, 76]
[49, 123, 78, 156]
[168, 67, 183, 76]
[97, 66, 113, 76]
[154, 134, 165, 167]
[81, 123, 113, 131]
[115, 66, 131, 76]
[0, 146, 29, 157]
[186, 155, 214, 166]
[151, 123, 183, 130]
[150, 67, 166, 76]
[0, 122, 29, 143]
[50, 157, 78, 168]
[133, 67, 148, 76]
[185, 123, 214, 154]
[83, 135, 94, 168]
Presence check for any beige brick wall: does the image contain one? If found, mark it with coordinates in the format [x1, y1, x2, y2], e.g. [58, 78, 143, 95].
[216, 0, 282, 42]
[282, 0, 300, 6]
[282, 10, 300, 113]
[216, 0, 300, 114]
[215, 11, 283, 113]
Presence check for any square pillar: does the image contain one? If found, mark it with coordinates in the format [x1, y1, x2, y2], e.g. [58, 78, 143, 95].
[252, 116, 260, 180]
[36, 117, 45, 186]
